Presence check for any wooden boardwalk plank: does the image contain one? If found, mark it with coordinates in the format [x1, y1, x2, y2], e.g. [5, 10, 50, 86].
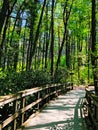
[21, 88, 88, 130]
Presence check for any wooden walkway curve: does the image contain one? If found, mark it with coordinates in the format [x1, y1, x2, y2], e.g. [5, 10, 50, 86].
[20, 87, 88, 130]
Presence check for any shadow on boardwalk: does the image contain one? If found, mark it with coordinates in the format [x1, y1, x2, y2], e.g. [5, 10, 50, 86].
[23, 88, 88, 130]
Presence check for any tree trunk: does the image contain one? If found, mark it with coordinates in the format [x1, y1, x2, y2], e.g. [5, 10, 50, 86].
[66, 30, 70, 68]
[0, 12, 10, 68]
[14, 12, 22, 70]
[91, 0, 98, 94]
[55, 0, 73, 71]
[22, 20, 27, 71]
[29, 0, 47, 70]
[0, 0, 17, 67]
[50, 0, 55, 76]
[0, 0, 9, 35]
[45, 3, 50, 69]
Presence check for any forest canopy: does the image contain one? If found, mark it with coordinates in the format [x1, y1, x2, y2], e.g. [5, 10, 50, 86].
[0, 0, 97, 95]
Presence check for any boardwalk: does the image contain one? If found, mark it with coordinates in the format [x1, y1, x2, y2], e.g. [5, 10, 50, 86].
[22, 87, 88, 130]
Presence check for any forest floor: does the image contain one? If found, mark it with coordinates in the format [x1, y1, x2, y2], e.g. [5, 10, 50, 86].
[21, 86, 89, 130]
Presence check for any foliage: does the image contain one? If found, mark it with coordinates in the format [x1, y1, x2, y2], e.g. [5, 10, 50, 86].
[54, 67, 68, 83]
[0, 67, 72, 96]
[0, 69, 51, 96]
[0, 0, 96, 95]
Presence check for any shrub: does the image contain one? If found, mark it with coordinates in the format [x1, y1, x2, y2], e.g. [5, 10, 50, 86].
[0, 69, 51, 95]
[54, 67, 68, 83]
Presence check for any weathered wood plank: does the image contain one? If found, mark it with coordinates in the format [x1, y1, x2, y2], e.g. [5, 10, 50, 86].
[0, 84, 66, 129]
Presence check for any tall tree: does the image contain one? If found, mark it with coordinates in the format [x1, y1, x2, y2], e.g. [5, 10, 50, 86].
[26, 0, 38, 70]
[91, 0, 98, 94]
[28, 0, 47, 70]
[66, 30, 70, 68]
[45, 1, 50, 69]
[55, 0, 74, 71]
[50, 0, 55, 76]
[0, 0, 17, 67]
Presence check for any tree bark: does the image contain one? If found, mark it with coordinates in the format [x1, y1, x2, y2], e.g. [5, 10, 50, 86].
[55, 0, 73, 71]
[0, 0, 17, 67]
[66, 30, 70, 68]
[26, 1, 38, 70]
[50, 0, 55, 76]
[29, 0, 47, 70]
[0, 0, 9, 35]
[91, 0, 98, 94]
[45, 3, 50, 69]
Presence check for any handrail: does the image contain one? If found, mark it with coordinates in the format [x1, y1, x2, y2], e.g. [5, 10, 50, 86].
[0, 84, 67, 130]
[85, 87, 98, 130]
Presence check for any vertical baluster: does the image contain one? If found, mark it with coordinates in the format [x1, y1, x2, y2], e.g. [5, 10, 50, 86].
[47, 86, 49, 102]
[54, 85, 56, 98]
[56, 84, 58, 96]
[48, 86, 50, 101]
[92, 104, 96, 130]
[0, 124, 2, 130]
[88, 93, 91, 121]
[58, 84, 59, 95]
[55, 84, 57, 97]
[46, 87, 49, 103]
[37, 92, 40, 110]
[95, 105, 98, 123]
[13, 100, 18, 130]
[60, 84, 62, 94]
[96, 106, 98, 122]
[21, 97, 25, 125]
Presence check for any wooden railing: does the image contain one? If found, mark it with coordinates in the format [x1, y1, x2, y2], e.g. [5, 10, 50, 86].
[85, 87, 98, 130]
[0, 83, 70, 130]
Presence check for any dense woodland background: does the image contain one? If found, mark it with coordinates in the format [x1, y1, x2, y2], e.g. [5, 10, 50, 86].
[0, 0, 98, 95]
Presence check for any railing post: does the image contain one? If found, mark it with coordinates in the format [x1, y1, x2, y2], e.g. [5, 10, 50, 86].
[48, 86, 50, 101]
[46, 86, 49, 103]
[87, 92, 91, 107]
[95, 106, 98, 122]
[57, 84, 59, 96]
[21, 97, 25, 125]
[13, 100, 18, 130]
[0, 124, 2, 130]
[86, 91, 91, 121]
[55, 84, 57, 97]
[59, 84, 61, 95]
[37, 92, 40, 110]
[61, 84, 63, 94]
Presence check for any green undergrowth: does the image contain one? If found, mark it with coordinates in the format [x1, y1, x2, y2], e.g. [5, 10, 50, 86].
[0, 68, 68, 96]
[0, 69, 51, 96]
